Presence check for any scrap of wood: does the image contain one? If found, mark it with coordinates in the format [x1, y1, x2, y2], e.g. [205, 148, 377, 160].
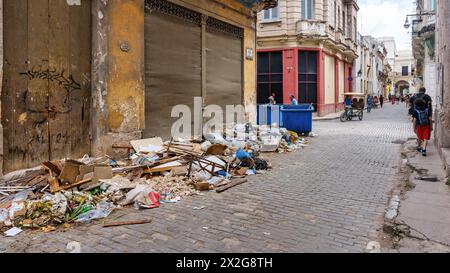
[164, 145, 202, 156]
[61, 178, 93, 191]
[48, 177, 61, 193]
[42, 161, 62, 176]
[102, 219, 152, 228]
[49, 177, 93, 193]
[215, 178, 248, 193]
[3, 170, 45, 186]
[26, 175, 49, 187]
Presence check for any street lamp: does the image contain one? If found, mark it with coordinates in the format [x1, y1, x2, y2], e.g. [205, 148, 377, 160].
[404, 11, 436, 30]
[404, 17, 411, 29]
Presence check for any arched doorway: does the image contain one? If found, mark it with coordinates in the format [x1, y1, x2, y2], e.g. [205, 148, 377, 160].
[395, 80, 410, 96]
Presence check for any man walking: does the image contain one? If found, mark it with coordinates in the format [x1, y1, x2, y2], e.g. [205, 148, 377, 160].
[367, 95, 373, 113]
[380, 94, 384, 108]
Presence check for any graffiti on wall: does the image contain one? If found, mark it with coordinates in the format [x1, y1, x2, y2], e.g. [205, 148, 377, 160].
[20, 67, 81, 93]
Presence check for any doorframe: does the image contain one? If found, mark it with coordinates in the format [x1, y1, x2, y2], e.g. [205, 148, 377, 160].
[0, 0, 4, 175]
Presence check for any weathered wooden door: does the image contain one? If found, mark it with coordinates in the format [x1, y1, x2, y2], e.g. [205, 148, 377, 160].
[2, 0, 92, 173]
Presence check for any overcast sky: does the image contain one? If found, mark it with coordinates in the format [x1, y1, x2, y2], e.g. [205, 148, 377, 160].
[359, 0, 415, 51]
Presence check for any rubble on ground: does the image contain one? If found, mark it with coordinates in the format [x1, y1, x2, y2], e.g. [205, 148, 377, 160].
[0, 124, 311, 235]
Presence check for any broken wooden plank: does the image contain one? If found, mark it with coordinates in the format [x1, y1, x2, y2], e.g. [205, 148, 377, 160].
[215, 178, 248, 193]
[48, 177, 61, 193]
[102, 219, 152, 228]
[42, 161, 62, 176]
[61, 178, 93, 191]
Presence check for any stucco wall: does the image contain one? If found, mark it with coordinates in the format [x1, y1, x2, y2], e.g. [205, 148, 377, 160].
[338, 60, 344, 102]
[92, 0, 258, 158]
[324, 54, 335, 105]
[91, 0, 145, 158]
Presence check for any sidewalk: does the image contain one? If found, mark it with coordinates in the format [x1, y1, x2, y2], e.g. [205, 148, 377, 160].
[312, 111, 344, 121]
[394, 139, 450, 252]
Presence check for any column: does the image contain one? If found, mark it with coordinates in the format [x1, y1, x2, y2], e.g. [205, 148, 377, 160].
[91, 0, 145, 158]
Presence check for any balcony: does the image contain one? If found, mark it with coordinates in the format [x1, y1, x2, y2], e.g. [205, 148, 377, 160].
[296, 20, 327, 38]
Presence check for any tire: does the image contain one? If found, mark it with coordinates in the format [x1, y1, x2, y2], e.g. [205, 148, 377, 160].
[340, 113, 347, 122]
[359, 111, 364, 121]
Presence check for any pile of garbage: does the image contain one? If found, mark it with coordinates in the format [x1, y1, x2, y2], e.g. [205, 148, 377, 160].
[0, 124, 310, 236]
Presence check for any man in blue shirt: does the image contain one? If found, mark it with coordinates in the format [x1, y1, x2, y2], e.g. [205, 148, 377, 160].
[367, 95, 373, 113]
[344, 95, 353, 116]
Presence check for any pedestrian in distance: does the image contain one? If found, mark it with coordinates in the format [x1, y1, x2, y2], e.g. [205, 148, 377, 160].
[380, 94, 384, 108]
[412, 98, 433, 156]
[367, 95, 373, 113]
[290, 95, 299, 105]
[268, 93, 277, 105]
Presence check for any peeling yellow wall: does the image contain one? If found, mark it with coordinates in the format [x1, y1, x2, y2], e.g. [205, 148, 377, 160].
[106, 0, 145, 133]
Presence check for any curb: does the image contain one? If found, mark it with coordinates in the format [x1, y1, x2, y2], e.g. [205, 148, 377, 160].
[313, 116, 341, 121]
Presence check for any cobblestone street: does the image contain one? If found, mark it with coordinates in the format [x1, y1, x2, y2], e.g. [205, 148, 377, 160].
[0, 104, 415, 253]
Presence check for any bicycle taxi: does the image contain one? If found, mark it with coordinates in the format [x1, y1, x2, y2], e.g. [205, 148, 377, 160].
[340, 93, 365, 122]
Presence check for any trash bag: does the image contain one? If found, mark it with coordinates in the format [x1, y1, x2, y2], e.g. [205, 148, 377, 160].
[75, 201, 115, 223]
[0, 208, 9, 224]
[121, 185, 160, 210]
[236, 149, 252, 160]
[255, 158, 269, 170]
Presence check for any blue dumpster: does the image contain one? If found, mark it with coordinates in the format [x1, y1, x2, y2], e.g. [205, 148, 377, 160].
[280, 104, 314, 134]
[257, 104, 283, 126]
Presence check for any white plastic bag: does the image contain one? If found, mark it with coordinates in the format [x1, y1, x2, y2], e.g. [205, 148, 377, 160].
[75, 201, 115, 223]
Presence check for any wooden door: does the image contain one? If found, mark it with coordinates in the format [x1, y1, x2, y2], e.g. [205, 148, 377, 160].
[2, 0, 91, 173]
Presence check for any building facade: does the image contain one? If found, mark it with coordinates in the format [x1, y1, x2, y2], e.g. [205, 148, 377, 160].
[0, 0, 277, 174]
[256, 0, 359, 116]
[392, 49, 417, 96]
[354, 34, 390, 98]
[377, 37, 397, 97]
[435, 1, 450, 151]
[412, 0, 437, 106]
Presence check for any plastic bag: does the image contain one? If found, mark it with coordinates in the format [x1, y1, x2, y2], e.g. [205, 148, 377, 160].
[75, 201, 115, 223]
[0, 208, 8, 223]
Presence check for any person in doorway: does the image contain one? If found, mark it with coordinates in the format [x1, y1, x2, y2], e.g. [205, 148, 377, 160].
[268, 93, 277, 105]
[411, 98, 432, 156]
[290, 95, 299, 105]
[367, 95, 373, 113]
[379, 94, 384, 108]
[396, 93, 401, 105]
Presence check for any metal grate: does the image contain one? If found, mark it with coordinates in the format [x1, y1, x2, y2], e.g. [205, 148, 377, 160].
[145, 0, 201, 25]
[206, 17, 244, 39]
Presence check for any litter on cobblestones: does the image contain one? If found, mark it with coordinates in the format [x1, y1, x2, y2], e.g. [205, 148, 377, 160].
[4, 227, 23, 237]
[0, 123, 312, 235]
[102, 219, 153, 228]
